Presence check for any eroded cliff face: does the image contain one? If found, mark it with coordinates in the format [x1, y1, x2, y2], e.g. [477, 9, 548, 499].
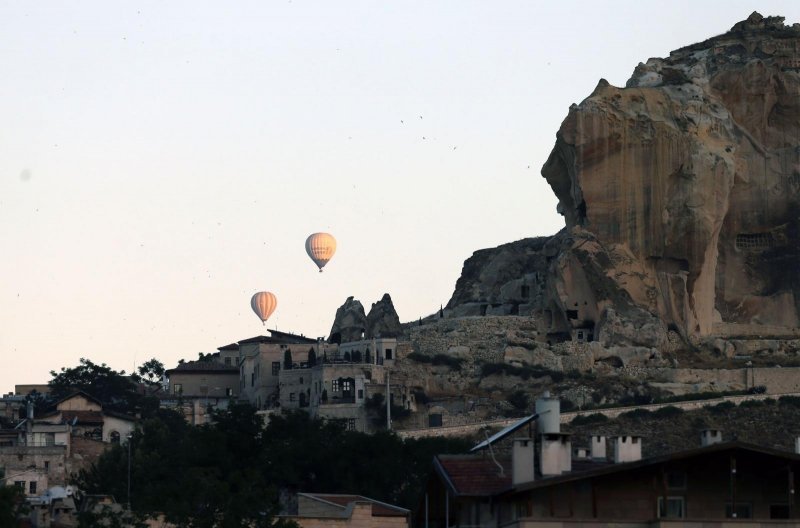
[449, 12, 800, 347]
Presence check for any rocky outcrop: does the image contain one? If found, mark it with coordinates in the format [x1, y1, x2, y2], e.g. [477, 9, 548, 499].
[328, 297, 367, 344]
[447, 12, 800, 348]
[446, 237, 552, 317]
[365, 293, 403, 338]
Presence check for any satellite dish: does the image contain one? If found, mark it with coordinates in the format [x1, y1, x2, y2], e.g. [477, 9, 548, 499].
[251, 292, 277, 325]
[305, 232, 336, 272]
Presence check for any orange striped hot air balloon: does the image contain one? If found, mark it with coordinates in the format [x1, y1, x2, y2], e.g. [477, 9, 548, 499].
[305, 232, 336, 272]
[250, 292, 277, 325]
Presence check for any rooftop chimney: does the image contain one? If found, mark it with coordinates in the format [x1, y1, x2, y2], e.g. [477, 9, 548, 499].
[535, 392, 560, 434]
[512, 438, 535, 486]
[701, 429, 723, 447]
[591, 435, 607, 460]
[540, 433, 572, 476]
[612, 435, 642, 463]
[573, 446, 590, 460]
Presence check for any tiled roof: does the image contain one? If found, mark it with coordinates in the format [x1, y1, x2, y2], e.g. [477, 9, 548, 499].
[301, 493, 408, 517]
[238, 331, 317, 345]
[166, 360, 238, 374]
[513, 441, 800, 493]
[60, 410, 104, 425]
[435, 455, 512, 497]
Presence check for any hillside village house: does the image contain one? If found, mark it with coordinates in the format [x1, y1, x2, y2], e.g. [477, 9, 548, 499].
[421, 395, 800, 528]
[1, 391, 134, 503]
[279, 337, 415, 432]
[279, 492, 409, 528]
[162, 358, 239, 425]
[165, 332, 416, 432]
[237, 331, 319, 409]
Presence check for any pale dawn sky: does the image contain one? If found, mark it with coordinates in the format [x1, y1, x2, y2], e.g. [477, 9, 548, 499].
[2, 1, 799, 392]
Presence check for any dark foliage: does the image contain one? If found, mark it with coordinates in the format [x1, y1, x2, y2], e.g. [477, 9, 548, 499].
[79, 408, 469, 524]
[307, 348, 317, 368]
[49, 358, 159, 417]
[619, 408, 652, 420]
[479, 362, 564, 382]
[0, 485, 28, 525]
[652, 405, 684, 418]
[407, 353, 464, 370]
[283, 350, 293, 370]
[570, 413, 609, 426]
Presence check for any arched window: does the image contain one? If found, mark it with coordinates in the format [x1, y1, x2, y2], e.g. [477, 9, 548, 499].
[110, 431, 121, 444]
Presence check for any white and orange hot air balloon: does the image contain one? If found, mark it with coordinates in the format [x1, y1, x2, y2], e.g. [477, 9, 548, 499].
[305, 232, 336, 272]
[250, 291, 277, 325]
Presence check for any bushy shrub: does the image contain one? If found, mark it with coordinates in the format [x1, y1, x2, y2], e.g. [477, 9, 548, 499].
[620, 408, 652, 420]
[779, 395, 800, 408]
[570, 413, 609, 426]
[652, 405, 683, 418]
[706, 401, 735, 414]
[408, 353, 463, 370]
[432, 354, 464, 370]
[479, 362, 563, 382]
[738, 399, 765, 409]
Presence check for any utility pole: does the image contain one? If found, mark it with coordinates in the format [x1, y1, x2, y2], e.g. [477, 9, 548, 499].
[127, 434, 132, 511]
[386, 370, 391, 430]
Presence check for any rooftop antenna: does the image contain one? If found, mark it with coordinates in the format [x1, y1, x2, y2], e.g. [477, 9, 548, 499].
[482, 427, 504, 477]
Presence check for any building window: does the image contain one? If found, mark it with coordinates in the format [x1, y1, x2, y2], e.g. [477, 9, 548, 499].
[14, 481, 24, 491]
[666, 470, 686, 489]
[658, 497, 685, 519]
[385, 348, 393, 360]
[726, 503, 752, 519]
[251, 372, 255, 387]
[429, 414, 443, 427]
[357, 389, 364, 399]
[29, 481, 36, 494]
[44, 461, 50, 471]
[173, 384, 183, 395]
[226, 388, 233, 396]
[342, 380, 352, 392]
[224, 357, 231, 366]
[770, 504, 791, 519]
[110, 431, 121, 444]
[272, 362, 280, 375]
[289, 393, 295, 402]
[332, 380, 339, 392]
[347, 418, 356, 431]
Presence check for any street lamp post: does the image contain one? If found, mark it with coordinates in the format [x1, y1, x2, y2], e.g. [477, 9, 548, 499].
[127, 434, 132, 511]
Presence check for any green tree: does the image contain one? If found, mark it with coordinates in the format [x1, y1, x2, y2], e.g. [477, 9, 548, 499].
[283, 349, 293, 370]
[0, 484, 28, 526]
[136, 358, 165, 385]
[307, 348, 317, 368]
[49, 358, 159, 416]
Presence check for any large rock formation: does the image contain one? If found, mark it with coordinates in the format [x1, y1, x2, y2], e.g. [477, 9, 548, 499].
[328, 297, 367, 344]
[329, 294, 403, 342]
[448, 13, 800, 348]
[365, 293, 403, 338]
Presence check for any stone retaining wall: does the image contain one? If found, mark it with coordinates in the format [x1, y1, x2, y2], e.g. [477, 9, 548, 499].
[396, 391, 800, 439]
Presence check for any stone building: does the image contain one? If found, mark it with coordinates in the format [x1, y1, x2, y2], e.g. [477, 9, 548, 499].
[237, 331, 319, 410]
[278, 337, 417, 432]
[279, 493, 409, 528]
[163, 358, 239, 425]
